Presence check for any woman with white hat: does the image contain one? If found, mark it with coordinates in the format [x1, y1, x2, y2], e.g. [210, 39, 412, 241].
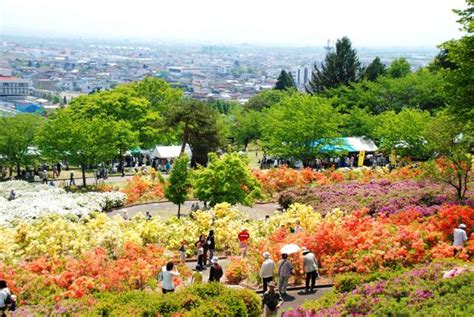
[302, 247, 319, 293]
[259, 251, 275, 293]
[453, 224, 468, 248]
[209, 256, 224, 282]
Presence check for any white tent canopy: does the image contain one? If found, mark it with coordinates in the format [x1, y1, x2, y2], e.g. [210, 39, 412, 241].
[150, 144, 192, 159]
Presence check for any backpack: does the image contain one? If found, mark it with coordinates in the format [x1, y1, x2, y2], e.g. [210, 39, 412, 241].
[2, 290, 15, 311]
[157, 271, 164, 282]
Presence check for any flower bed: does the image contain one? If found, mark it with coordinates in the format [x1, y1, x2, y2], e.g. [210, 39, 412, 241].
[278, 179, 450, 215]
[121, 175, 165, 205]
[283, 260, 474, 316]
[254, 166, 424, 198]
[0, 181, 126, 225]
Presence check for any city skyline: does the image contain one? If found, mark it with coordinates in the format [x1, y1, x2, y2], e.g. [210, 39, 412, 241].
[1, 0, 468, 47]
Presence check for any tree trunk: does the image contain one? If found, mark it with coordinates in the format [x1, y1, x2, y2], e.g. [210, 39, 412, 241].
[177, 204, 181, 219]
[81, 164, 87, 187]
[16, 163, 21, 180]
[180, 124, 189, 156]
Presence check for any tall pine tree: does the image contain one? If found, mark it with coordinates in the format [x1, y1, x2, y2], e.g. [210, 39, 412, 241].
[275, 69, 297, 90]
[307, 37, 361, 94]
[362, 57, 386, 81]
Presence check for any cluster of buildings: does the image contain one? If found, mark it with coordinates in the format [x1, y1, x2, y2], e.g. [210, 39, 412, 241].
[0, 37, 437, 117]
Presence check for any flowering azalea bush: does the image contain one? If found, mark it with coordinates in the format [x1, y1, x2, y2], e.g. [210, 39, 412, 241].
[121, 175, 165, 205]
[0, 181, 126, 225]
[279, 179, 451, 215]
[254, 166, 425, 197]
[0, 242, 193, 305]
[283, 260, 474, 316]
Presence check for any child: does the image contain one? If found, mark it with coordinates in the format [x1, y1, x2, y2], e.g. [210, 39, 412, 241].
[191, 270, 203, 284]
[179, 240, 186, 264]
[196, 242, 204, 271]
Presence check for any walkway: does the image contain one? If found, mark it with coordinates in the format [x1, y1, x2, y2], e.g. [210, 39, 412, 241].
[182, 257, 332, 315]
[110, 201, 281, 220]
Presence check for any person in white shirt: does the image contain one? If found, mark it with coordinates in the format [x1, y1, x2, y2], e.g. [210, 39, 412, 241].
[161, 262, 180, 294]
[0, 280, 15, 315]
[453, 224, 468, 247]
[259, 251, 275, 293]
[302, 247, 319, 293]
[294, 220, 304, 233]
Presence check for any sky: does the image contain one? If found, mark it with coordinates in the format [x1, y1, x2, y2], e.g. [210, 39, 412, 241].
[0, 0, 467, 47]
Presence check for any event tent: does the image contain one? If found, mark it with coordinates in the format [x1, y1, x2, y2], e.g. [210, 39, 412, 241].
[313, 137, 378, 153]
[150, 144, 192, 159]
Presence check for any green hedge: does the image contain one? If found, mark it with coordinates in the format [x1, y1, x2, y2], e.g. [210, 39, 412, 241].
[85, 283, 261, 317]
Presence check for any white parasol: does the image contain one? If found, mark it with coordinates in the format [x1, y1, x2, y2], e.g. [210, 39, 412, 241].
[280, 244, 300, 254]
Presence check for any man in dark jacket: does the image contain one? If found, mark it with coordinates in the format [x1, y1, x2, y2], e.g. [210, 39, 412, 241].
[209, 256, 223, 282]
[206, 230, 215, 266]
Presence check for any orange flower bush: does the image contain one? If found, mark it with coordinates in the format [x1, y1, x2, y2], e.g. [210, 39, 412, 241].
[122, 175, 165, 204]
[0, 243, 181, 304]
[244, 204, 473, 280]
[254, 166, 425, 197]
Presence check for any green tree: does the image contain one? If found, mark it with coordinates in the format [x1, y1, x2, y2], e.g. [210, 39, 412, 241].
[423, 112, 472, 200]
[244, 89, 288, 112]
[193, 152, 261, 206]
[341, 107, 377, 138]
[326, 69, 446, 114]
[362, 57, 386, 81]
[37, 109, 136, 186]
[233, 109, 262, 150]
[167, 99, 220, 166]
[307, 37, 361, 94]
[387, 58, 411, 78]
[68, 89, 159, 148]
[440, 0, 474, 126]
[373, 108, 432, 159]
[274, 70, 296, 91]
[0, 114, 44, 177]
[165, 155, 191, 218]
[261, 94, 342, 164]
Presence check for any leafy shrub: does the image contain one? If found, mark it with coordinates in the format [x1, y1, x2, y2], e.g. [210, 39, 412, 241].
[87, 283, 261, 317]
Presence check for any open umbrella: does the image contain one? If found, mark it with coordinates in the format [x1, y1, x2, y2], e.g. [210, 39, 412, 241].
[280, 244, 300, 255]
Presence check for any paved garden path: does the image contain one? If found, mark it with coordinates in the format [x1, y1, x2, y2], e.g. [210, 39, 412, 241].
[182, 258, 332, 315]
[110, 200, 281, 220]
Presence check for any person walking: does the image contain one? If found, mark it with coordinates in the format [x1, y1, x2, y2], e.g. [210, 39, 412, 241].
[196, 241, 204, 271]
[262, 281, 283, 317]
[209, 256, 224, 282]
[238, 227, 250, 257]
[69, 172, 75, 186]
[302, 247, 319, 293]
[277, 253, 293, 295]
[206, 230, 216, 266]
[259, 251, 275, 293]
[160, 262, 180, 294]
[453, 224, 468, 248]
[179, 240, 187, 264]
[0, 280, 15, 316]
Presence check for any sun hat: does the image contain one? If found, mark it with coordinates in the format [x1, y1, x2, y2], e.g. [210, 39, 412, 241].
[459, 224, 467, 229]
[302, 247, 310, 254]
[268, 281, 276, 288]
[263, 251, 270, 258]
[211, 256, 219, 264]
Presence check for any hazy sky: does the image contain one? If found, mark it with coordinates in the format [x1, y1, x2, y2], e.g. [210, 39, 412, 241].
[0, 0, 467, 47]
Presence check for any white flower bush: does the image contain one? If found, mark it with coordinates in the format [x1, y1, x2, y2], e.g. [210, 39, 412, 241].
[0, 181, 126, 225]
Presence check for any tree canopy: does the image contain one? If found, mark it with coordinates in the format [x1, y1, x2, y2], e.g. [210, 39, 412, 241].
[362, 57, 386, 81]
[307, 37, 361, 94]
[165, 155, 191, 218]
[387, 58, 411, 78]
[193, 152, 261, 206]
[261, 94, 342, 163]
[0, 114, 44, 176]
[274, 70, 297, 91]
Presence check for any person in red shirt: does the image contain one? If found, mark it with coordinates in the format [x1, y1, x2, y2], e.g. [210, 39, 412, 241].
[238, 227, 250, 257]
